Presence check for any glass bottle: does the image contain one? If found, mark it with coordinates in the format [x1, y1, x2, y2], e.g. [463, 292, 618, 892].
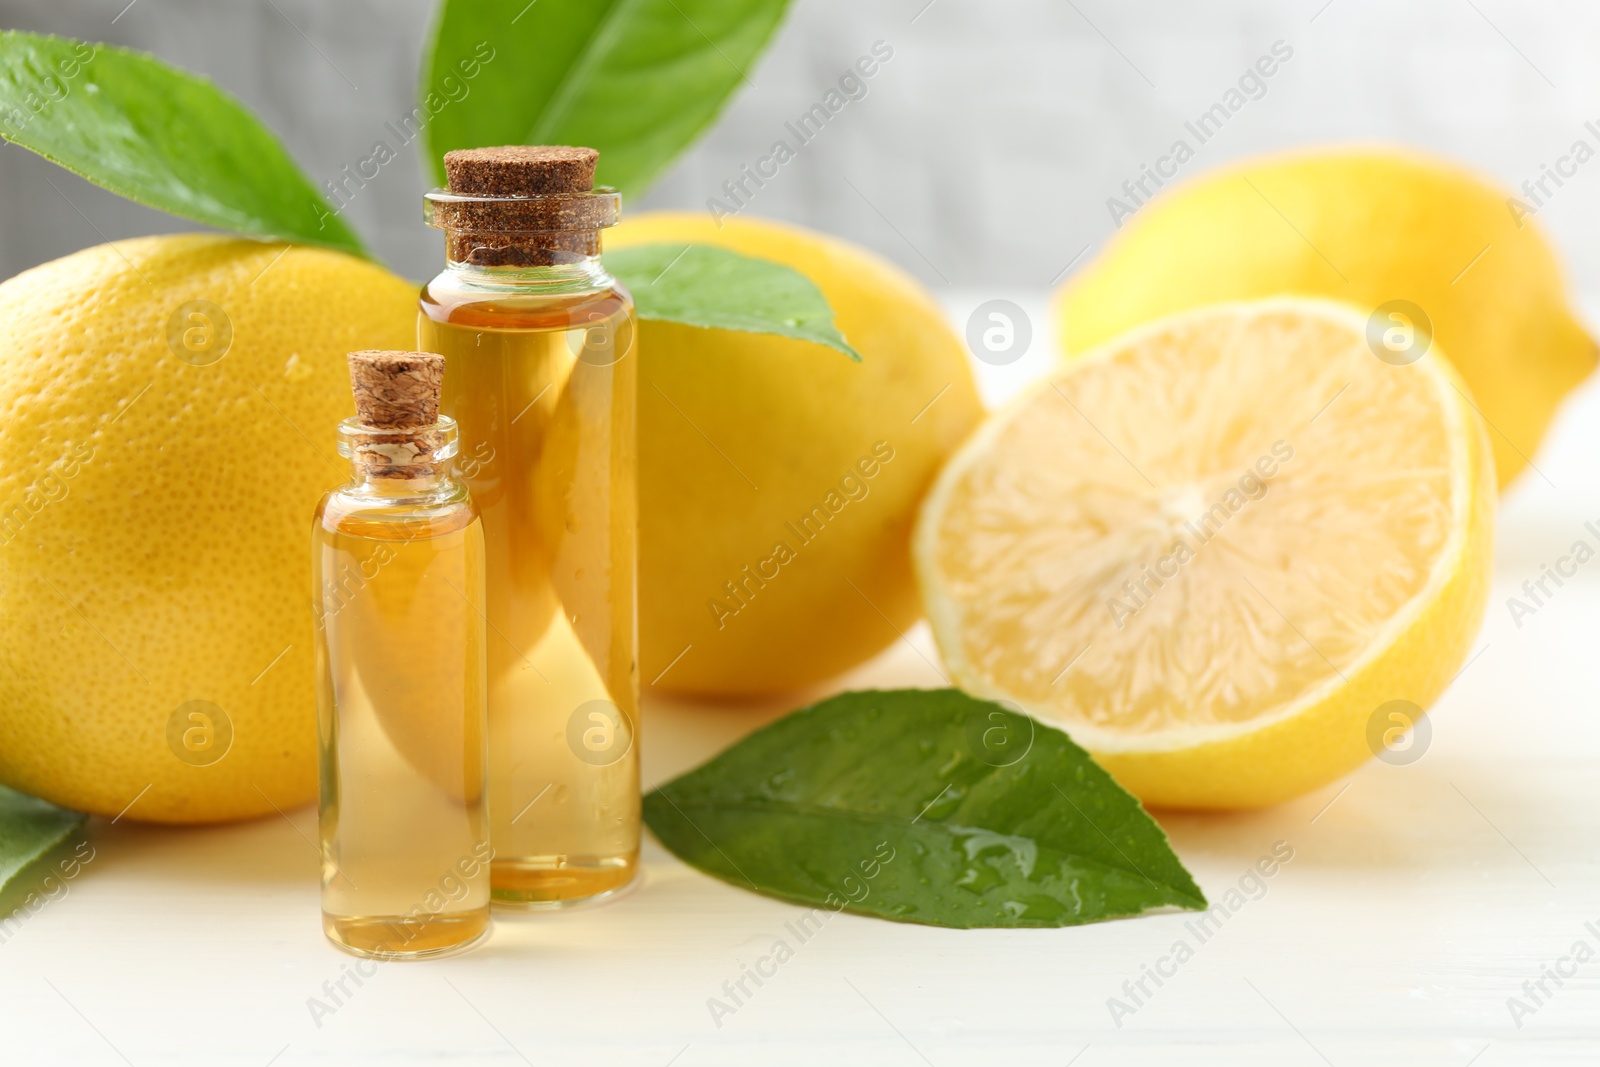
[419, 146, 639, 907]
[313, 350, 492, 957]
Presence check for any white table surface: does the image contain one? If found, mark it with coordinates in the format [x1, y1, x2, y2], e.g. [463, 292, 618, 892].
[3, 292, 1599, 1066]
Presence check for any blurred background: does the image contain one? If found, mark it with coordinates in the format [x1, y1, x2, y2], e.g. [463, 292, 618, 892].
[1, 0, 1597, 295]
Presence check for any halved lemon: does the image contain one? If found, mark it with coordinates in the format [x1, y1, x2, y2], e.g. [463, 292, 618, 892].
[914, 299, 1494, 809]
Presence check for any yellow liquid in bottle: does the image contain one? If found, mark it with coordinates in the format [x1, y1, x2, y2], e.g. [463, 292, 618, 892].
[314, 499, 492, 955]
[420, 282, 639, 906]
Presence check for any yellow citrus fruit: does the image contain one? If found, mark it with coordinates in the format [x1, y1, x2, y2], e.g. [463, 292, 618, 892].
[607, 213, 983, 695]
[1058, 147, 1595, 488]
[915, 299, 1494, 809]
[0, 235, 415, 822]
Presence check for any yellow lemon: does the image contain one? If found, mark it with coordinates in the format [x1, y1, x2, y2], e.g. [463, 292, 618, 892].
[607, 213, 983, 695]
[915, 299, 1493, 809]
[1059, 147, 1595, 488]
[0, 235, 416, 822]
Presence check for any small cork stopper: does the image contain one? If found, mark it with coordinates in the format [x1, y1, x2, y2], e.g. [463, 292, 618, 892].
[349, 350, 444, 428]
[435, 144, 613, 267]
[443, 145, 597, 196]
[347, 351, 446, 477]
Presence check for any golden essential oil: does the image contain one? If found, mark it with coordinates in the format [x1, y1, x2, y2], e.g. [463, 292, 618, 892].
[313, 351, 492, 957]
[420, 146, 639, 907]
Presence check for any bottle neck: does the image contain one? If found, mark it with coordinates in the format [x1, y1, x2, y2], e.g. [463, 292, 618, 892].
[441, 243, 614, 293]
[336, 416, 463, 503]
[424, 186, 621, 277]
[344, 461, 459, 500]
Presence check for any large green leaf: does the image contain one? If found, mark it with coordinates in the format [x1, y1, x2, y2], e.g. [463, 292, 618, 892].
[645, 689, 1206, 928]
[421, 0, 790, 197]
[0, 32, 365, 256]
[606, 243, 860, 359]
[0, 785, 84, 900]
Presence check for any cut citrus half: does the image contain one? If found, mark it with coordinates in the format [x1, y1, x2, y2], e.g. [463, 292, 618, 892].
[914, 298, 1494, 809]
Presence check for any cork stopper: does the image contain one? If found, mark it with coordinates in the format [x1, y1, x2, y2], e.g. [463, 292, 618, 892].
[349, 350, 444, 428]
[443, 145, 597, 196]
[346, 351, 448, 478]
[428, 144, 618, 267]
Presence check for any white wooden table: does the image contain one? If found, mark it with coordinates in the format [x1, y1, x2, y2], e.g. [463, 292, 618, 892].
[2, 294, 1597, 1065]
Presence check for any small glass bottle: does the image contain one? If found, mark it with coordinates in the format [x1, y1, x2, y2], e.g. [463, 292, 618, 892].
[313, 350, 492, 957]
[419, 145, 639, 907]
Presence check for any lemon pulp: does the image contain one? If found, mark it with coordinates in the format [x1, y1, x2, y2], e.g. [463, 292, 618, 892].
[916, 299, 1493, 807]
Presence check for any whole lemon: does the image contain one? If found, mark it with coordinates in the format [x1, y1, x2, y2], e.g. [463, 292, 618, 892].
[0, 235, 415, 822]
[607, 213, 983, 696]
[1059, 147, 1595, 488]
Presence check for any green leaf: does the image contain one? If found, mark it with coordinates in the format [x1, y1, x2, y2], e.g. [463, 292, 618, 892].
[0, 32, 365, 257]
[421, 0, 790, 197]
[0, 785, 84, 900]
[607, 243, 860, 360]
[644, 689, 1206, 929]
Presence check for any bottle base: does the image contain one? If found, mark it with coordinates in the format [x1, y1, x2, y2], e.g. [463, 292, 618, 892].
[490, 854, 638, 909]
[322, 909, 491, 959]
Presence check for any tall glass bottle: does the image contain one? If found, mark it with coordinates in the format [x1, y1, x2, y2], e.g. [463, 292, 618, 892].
[313, 350, 491, 957]
[419, 146, 639, 907]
